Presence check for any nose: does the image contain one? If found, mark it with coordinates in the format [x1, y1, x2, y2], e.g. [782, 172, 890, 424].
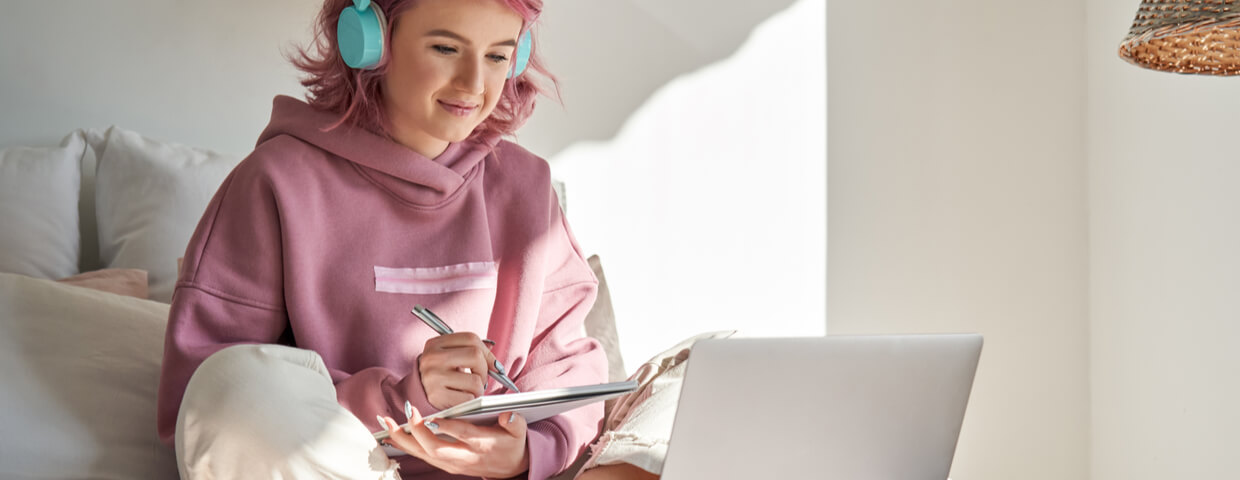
[453, 57, 486, 96]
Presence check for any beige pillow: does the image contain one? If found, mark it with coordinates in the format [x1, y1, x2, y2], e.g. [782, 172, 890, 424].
[584, 254, 626, 382]
[0, 272, 178, 479]
[57, 268, 149, 299]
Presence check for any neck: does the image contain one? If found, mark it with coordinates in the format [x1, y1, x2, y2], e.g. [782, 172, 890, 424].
[389, 129, 448, 159]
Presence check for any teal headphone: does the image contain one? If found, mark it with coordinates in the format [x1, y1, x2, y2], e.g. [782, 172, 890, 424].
[337, 0, 533, 79]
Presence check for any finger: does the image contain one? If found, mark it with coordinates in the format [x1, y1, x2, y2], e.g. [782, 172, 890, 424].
[481, 346, 499, 374]
[389, 410, 483, 475]
[467, 347, 490, 381]
[406, 405, 423, 428]
[408, 417, 460, 453]
[424, 417, 489, 444]
[421, 344, 478, 367]
[428, 388, 479, 409]
[432, 371, 486, 398]
[423, 345, 489, 380]
[498, 411, 527, 439]
[380, 416, 428, 458]
[457, 367, 488, 395]
[426, 332, 485, 349]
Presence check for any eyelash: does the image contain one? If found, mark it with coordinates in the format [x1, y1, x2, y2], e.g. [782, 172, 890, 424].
[431, 45, 510, 64]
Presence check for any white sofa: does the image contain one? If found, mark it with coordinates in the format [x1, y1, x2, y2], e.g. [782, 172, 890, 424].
[0, 126, 628, 479]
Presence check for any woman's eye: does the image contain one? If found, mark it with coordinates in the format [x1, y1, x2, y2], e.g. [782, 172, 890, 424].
[488, 54, 510, 64]
[432, 45, 457, 55]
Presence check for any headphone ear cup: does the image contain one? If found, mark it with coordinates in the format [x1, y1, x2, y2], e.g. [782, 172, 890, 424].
[508, 29, 533, 79]
[338, 3, 387, 69]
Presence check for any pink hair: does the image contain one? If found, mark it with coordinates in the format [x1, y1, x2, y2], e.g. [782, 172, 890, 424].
[288, 0, 559, 143]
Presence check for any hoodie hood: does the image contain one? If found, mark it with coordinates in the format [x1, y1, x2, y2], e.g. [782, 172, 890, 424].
[257, 95, 499, 206]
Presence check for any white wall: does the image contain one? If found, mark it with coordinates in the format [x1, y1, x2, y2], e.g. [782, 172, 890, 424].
[522, 0, 800, 157]
[0, 1, 318, 154]
[1088, 1, 1240, 479]
[828, 1, 1088, 480]
[0, 0, 797, 158]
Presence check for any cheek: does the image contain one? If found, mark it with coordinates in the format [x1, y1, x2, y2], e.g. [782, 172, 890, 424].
[483, 77, 508, 110]
[389, 57, 444, 100]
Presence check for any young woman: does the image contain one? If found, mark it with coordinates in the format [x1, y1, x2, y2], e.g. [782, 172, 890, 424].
[155, 0, 608, 478]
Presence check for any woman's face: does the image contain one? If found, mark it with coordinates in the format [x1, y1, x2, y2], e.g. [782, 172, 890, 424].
[381, 0, 524, 158]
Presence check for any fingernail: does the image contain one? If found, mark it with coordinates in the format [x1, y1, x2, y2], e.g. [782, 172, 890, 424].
[509, 412, 519, 425]
[482, 338, 496, 346]
[404, 401, 413, 420]
[493, 359, 506, 375]
[376, 415, 388, 431]
[424, 421, 439, 432]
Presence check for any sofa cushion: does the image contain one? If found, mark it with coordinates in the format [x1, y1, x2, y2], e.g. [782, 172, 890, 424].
[0, 272, 178, 479]
[584, 254, 626, 383]
[0, 131, 87, 279]
[94, 126, 240, 302]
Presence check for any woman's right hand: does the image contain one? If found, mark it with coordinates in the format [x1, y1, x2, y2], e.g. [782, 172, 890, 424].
[418, 332, 496, 409]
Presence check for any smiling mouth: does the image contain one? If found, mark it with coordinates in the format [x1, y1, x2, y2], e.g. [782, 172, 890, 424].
[438, 100, 478, 117]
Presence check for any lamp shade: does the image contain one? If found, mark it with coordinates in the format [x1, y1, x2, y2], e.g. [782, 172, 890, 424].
[1118, 0, 1240, 75]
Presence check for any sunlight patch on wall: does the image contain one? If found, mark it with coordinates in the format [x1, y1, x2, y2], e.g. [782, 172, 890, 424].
[550, 0, 826, 369]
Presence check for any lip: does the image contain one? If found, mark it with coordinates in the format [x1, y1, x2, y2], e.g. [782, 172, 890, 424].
[438, 100, 478, 117]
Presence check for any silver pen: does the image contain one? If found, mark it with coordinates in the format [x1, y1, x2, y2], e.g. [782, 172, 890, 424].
[411, 305, 521, 393]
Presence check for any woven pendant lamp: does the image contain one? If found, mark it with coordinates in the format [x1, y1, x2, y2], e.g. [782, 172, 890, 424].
[1118, 0, 1240, 75]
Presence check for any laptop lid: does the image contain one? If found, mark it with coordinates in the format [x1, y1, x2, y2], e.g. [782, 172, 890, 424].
[660, 334, 983, 480]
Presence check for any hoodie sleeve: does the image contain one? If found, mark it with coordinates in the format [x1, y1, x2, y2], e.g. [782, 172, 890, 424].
[330, 364, 437, 436]
[156, 159, 288, 446]
[155, 155, 434, 446]
[518, 189, 609, 480]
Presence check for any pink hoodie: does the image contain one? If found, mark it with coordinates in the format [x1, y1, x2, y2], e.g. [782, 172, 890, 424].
[157, 95, 606, 479]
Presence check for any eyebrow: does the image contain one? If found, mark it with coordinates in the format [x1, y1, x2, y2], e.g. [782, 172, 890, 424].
[424, 29, 517, 48]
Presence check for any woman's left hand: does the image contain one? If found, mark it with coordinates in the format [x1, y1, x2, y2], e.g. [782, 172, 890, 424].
[378, 407, 529, 479]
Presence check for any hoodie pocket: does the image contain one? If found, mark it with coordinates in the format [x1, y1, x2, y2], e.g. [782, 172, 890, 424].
[374, 261, 498, 294]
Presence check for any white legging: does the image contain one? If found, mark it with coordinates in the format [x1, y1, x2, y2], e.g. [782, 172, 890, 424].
[175, 344, 400, 479]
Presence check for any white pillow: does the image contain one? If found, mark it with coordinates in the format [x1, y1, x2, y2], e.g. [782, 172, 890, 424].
[0, 272, 178, 479]
[95, 126, 240, 302]
[77, 127, 110, 273]
[0, 131, 86, 279]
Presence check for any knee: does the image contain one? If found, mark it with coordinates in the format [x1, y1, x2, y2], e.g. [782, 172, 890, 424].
[196, 344, 329, 383]
[177, 345, 341, 470]
[175, 346, 389, 479]
[179, 344, 335, 444]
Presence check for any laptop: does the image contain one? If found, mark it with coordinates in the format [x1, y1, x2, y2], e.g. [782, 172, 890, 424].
[660, 334, 983, 480]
